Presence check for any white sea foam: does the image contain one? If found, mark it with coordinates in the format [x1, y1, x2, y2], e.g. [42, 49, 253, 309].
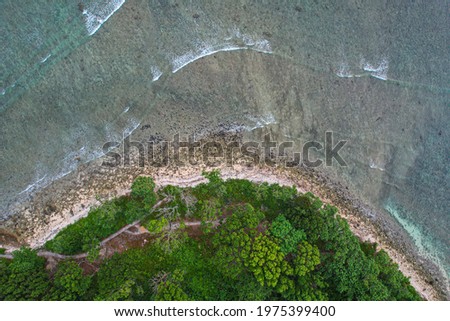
[252, 38, 272, 53]
[229, 27, 273, 53]
[245, 113, 277, 131]
[336, 61, 353, 78]
[15, 123, 132, 201]
[369, 158, 385, 171]
[83, 0, 126, 36]
[53, 170, 73, 181]
[40, 53, 52, 64]
[23, 144, 91, 194]
[361, 57, 389, 80]
[170, 28, 272, 73]
[204, 113, 276, 135]
[84, 148, 108, 163]
[0, 88, 5, 95]
[29, 145, 91, 193]
[123, 118, 141, 138]
[336, 57, 388, 80]
[19, 175, 48, 194]
[151, 66, 162, 81]
[59, 146, 88, 175]
[171, 45, 242, 73]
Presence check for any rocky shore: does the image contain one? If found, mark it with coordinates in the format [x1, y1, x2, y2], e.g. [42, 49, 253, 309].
[0, 134, 448, 300]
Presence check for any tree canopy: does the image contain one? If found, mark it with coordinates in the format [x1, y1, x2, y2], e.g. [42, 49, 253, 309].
[2, 172, 422, 301]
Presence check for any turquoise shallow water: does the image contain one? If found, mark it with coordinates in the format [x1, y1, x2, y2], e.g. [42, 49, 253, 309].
[1, 0, 449, 278]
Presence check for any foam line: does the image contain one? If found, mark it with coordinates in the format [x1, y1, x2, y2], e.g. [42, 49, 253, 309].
[83, 0, 126, 36]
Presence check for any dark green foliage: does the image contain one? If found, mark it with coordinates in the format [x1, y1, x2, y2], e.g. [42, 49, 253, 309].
[9, 172, 422, 301]
[285, 192, 332, 244]
[223, 179, 258, 204]
[246, 234, 292, 288]
[222, 178, 297, 215]
[93, 244, 173, 300]
[130, 176, 157, 210]
[123, 198, 147, 223]
[157, 185, 189, 217]
[0, 248, 6, 254]
[293, 273, 328, 301]
[46, 260, 91, 300]
[293, 241, 320, 277]
[0, 258, 11, 300]
[254, 183, 297, 219]
[201, 170, 225, 194]
[154, 270, 190, 301]
[94, 255, 143, 301]
[232, 272, 272, 300]
[155, 279, 189, 300]
[192, 170, 226, 200]
[269, 215, 306, 254]
[191, 171, 226, 222]
[0, 248, 50, 300]
[373, 249, 421, 300]
[211, 205, 292, 291]
[211, 204, 264, 279]
[284, 192, 420, 301]
[194, 198, 222, 221]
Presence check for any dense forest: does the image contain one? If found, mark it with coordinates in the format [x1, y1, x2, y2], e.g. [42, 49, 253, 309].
[0, 171, 421, 300]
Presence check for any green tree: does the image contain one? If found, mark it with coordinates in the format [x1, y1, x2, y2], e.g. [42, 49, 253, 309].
[224, 179, 258, 204]
[212, 204, 264, 279]
[233, 272, 272, 300]
[94, 253, 143, 300]
[293, 241, 320, 277]
[131, 176, 157, 210]
[194, 198, 222, 221]
[294, 274, 328, 301]
[373, 250, 421, 300]
[153, 270, 189, 301]
[1, 248, 50, 300]
[255, 183, 297, 219]
[269, 215, 305, 254]
[213, 229, 253, 279]
[47, 260, 91, 300]
[156, 185, 191, 220]
[246, 234, 292, 288]
[192, 170, 226, 200]
[155, 280, 189, 301]
[0, 258, 11, 300]
[8, 175, 422, 301]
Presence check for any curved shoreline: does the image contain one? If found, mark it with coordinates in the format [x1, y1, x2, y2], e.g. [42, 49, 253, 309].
[0, 161, 447, 300]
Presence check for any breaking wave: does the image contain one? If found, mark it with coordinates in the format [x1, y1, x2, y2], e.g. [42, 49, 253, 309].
[82, 0, 126, 36]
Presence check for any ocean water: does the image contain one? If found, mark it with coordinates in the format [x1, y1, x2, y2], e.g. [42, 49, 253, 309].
[0, 0, 449, 278]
